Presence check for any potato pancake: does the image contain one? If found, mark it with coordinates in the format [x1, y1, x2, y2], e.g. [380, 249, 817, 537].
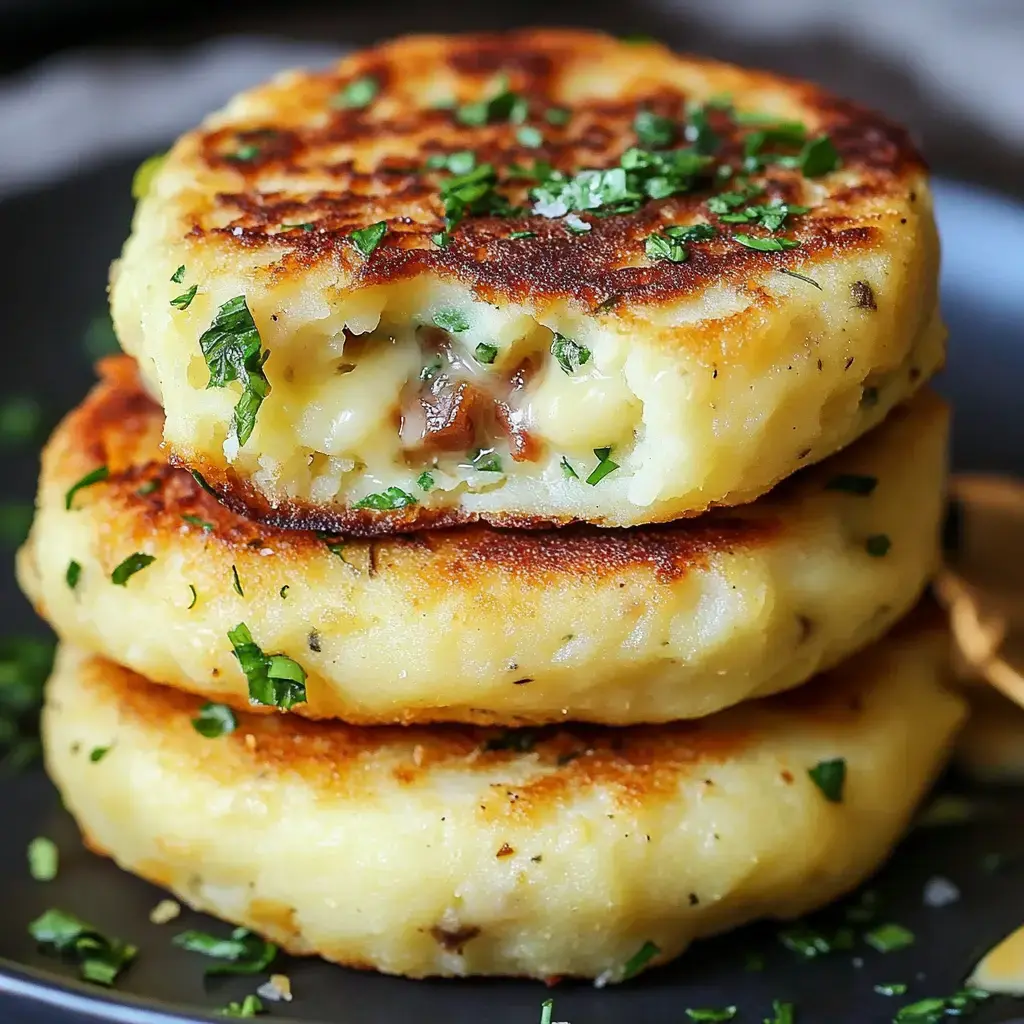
[110, 29, 942, 533]
[20, 358, 947, 725]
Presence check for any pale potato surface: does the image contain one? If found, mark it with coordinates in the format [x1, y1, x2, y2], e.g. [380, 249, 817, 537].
[44, 619, 965, 981]
[110, 29, 943, 534]
[20, 360, 947, 725]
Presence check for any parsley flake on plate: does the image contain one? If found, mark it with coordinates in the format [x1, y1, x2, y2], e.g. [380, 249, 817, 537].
[808, 757, 846, 802]
[227, 623, 307, 710]
[192, 702, 238, 739]
[65, 465, 109, 510]
[110, 552, 155, 586]
[29, 908, 136, 986]
[865, 922, 915, 953]
[764, 1000, 796, 1024]
[27, 837, 59, 881]
[875, 983, 908, 996]
[685, 1008, 737, 1021]
[173, 926, 277, 975]
[550, 333, 591, 374]
[353, 487, 417, 511]
[199, 296, 270, 448]
[619, 939, 660, 981]
[220, 994, 264, 1017]
[332, 74, 379, 110]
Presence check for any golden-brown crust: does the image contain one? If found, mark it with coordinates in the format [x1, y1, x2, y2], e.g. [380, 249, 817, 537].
[175, 29, 924, 310]
[66, 358, 781, 581]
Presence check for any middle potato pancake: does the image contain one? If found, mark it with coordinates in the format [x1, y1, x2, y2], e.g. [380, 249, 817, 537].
[19, 357, 947, 725]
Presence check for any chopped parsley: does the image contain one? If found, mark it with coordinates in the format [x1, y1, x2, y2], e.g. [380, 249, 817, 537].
[65, 465, 109, 510]
[353, 487, 417, 510]
[544, 107, 570, 125]
[799, 136, 841, 177]
[433, 162, 518, 247]
[170, 265, 186, 284]
[550, 333, 591, 374]
[469, 449, 503, 473]
[332, 74, 379, 110]
[227, 623, 307, 710]
[349, 220, 388, 257]
[187, 584, 198, 610]
[89, 746, 109, 763]
[474, 342, 498, 364]
[893, 989, 988, 1022]
[181, 513, 215, 532]
[778, 924, 853, 958]
[825, 474, 878, 496]
[876, 983, 908, 997]
[620, 939, 660, 981]
[685, 1008, 736, 1022]
[110, 553, 155, 586]
[170, 284, 198, 310]
[516, 126, 543, 148]
[455, 79, 527, 126]
[190, 469, 220, 498]
[645, 233, 687, 262]
[425, 150, 476, 174]
[508, 230, 536, 240]
[765, 1000, 795, 1024]
[231, 565, 244, 597]
[279, 585, 289, 600]
[808, 758, 846, 802]
[865, 922, 915, 953]
[417, 472, 435, 492]
[560, 456, 578, 480]
[219, 994, 264, 1017]
[191, 703, 237, 739]
[778, 268, 822, 289]
[0, 396, 42, 445]
[27, 837, 59, 881]
[540, 998, 554, 1024]
[433, 308, 470, 333]
[29, 908, 136, 986]
[172, 926, 276, 975]
[684, 103, 720, 155]
[586, 447, 619, 486]
[199, 296, 270, 448]
[734, 233, 800, 252]
[717, 200, 810, 231]
[633, 109, 676, 148]
[866, 534, 892, 557]
[666, 222, 718, 243]
[65, 561, 81, 590]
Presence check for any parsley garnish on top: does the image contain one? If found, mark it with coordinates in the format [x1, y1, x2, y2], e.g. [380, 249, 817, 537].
[65, 465, 109, 510]
[199, 296, 270, 448]
[349, 221, 388, 257]
[455, 77, 528, 126]
[808, 757, 846, 802]
[586, 447, 619, 486]
[332, 74, 379, 110]
[173, 926, 276, 975]
[191, 702, 238, 739]
[353, 487, 417, 511]
[227, 623, 307, 710]
[619, 939, 660, 981]
[110, 552, 156, 586]
[550, 334, 591, 374]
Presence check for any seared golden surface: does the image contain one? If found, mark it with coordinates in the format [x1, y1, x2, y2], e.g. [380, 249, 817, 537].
[45, 619, 964, 981]
[111, 29, 942, 532]
[20, 359, 946, 725]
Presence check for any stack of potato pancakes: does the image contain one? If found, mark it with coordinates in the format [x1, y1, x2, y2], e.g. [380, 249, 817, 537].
[18, 30, 965, 984]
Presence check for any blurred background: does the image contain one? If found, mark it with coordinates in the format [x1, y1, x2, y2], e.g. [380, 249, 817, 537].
[1, 0, 1023, 200]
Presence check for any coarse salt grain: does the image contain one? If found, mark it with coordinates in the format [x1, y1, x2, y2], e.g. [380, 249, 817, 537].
[923, 875, 960, 908]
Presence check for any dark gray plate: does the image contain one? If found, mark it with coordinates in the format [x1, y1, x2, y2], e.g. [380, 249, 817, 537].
[0, 163, 1022, 1023]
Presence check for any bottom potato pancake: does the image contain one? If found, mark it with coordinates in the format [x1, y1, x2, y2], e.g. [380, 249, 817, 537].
[45, 616, 964, 981]
[20, 358, 947, 725]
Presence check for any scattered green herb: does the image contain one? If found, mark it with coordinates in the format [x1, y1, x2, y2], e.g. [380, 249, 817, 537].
[634, 109, 676, 148]
[586, 447, 619, 486]
[799, 136, 841, 177]
[332, 75, 379, 109]
[469, 449, 503, 473]
[865, 922, 915, 953]
[734, 233, 800, 252]
[170, 284, 198, 310]
[665, 222, 718, 243]
[560, 456, 578, 480]
[192, 703, 237, 739]
[187, 584, 198, 610]
[433, 162, 518, 246]
[866, 534, 892, 558]
[517, 126, 543, 148]
[171, 265, 186, 283]
[349, 220, 388, 257]
[29, 908, 136, 986]
[173, 926, 276, 975]
[28, 837, 59, 881]
[417, 472, 435, 492]
[779, 924, 853, 958]
[181, 513, 215, 533]
[475, 342, 498, 364]
[765, 1000, 795, 1024]
[545, 107, 570, 125]
[684, 103, 719, 155]
[66, 560, 82, 590]
[65, 466, 109, 510]
[0, 396, 42, 445]
[433, 309, 470, 333]
[808, 758, 846, 802]
[111, 552, 155, 586]
[508, 230, 536, 240]
[778, 268, 822, 289]
[875, 983, 908, 997]
[456, 79, 527, 127]
[645, 232, 687, 262]
[540, 998, 554, 1024]
[279, 585, 289, 600]
[227, 623, 307, 710]
[620, 940, 660, 981]
[685, 1008, 737, 1022]
[231, 564, 244, 597]
[353, 487, 417, 510]
[219, 994, 264, 1017]
[89, 746, 109, 763]
[893, 989, 988, 1022]
[550, 333, 591, 374]
[199, 296, 270, 448]
[425, 150, 476, 174]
